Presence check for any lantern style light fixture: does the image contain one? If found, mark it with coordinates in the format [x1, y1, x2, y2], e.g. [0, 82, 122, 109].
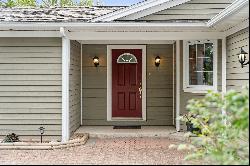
[38, 126, 45, 143]
[238, 47, 249, 68]
[93, 56, 99, 67]
[155, 56, 161, 67]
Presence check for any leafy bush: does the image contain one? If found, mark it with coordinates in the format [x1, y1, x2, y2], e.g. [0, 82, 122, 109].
[0, 0, 94, 7]
[171, 87, 249, 165]
[2, 133, 20, 143]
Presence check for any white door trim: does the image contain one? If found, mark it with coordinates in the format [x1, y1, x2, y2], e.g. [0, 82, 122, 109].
[107, 45, 147, 121]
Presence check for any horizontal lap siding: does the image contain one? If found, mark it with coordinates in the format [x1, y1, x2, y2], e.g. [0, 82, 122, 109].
[82, 45, 173, 125]
[226, 28, 249, 91]
[0, 38, 62, 140]
[82, 45, 107, 126]
[69, 41, 81, 136]
[146, 45, 173, 125]
[133, 0, 233, 22]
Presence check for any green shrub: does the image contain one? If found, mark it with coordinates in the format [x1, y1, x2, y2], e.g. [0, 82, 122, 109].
[171, 87, 249, 165]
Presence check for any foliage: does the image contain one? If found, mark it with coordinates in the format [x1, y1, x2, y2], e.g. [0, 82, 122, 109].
[59, 0, 74, 6]
[0, 0, 15, 7]
[171, 86, 249, 165]
[181, 112, 201, 134]
[0, 0, 93, 7]
[40, 0, 58, 7]
[79, 0, 92, 6]
[15, 0, 36, 6]
[2, 133, 20, 143]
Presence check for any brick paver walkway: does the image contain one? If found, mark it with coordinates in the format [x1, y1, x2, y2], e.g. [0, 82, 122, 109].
[0, 138, 188, 165]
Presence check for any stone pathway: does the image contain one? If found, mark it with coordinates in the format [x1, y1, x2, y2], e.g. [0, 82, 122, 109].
[0, 138, 189, 165]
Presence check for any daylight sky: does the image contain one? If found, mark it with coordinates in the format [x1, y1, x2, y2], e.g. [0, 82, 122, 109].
[99, 0, 142, 6]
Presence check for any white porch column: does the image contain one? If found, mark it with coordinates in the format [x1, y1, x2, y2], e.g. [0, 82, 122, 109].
[221, 38, 227, 121]
[176, 40, 181, 132]
[222, 38, 227, 94]
[62, 36, 70, 142]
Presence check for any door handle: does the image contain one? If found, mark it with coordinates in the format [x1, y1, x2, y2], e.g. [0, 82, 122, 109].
[139, 82, 142, 98]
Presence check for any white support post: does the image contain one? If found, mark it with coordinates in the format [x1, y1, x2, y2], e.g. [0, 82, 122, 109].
[62, 37, 70, 142]
[176, 40, 181, 132]
[222, 38, 227, 121]
[80, 44, 83, 126]
[173, 44, 175, 125]
[222, 38, 227, 94]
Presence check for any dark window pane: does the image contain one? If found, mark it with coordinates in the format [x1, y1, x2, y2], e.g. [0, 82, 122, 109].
[189, 45, 197, 85]
[189, 42, 214, 86]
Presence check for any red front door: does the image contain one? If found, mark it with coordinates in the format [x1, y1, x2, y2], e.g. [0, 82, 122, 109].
[112, 49, 142, 118]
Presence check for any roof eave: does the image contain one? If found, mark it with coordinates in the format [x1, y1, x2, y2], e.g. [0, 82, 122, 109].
[207, 0, 249, 27]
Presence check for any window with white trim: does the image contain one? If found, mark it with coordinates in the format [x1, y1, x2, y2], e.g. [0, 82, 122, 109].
[183, 40, 217, 93]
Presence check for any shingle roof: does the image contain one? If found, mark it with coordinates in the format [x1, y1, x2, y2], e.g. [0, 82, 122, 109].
[0, 6, 124, 22]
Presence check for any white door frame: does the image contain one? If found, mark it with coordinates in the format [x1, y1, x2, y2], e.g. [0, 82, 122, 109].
[107, 45, 147, 121]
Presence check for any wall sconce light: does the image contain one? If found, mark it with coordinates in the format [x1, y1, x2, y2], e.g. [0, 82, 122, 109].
[155, 56, 161, 67]
[38, 126, 45, 143]
[93, 56, 99, 67]
[238, 47, 249, 68]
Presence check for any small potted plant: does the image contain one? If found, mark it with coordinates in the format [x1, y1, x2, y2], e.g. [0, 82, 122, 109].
[181, 113, 201, 134]
[1, 133, 20, 143]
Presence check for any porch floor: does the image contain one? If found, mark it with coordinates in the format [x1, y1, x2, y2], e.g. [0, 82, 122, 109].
[75, 126, 186, 141]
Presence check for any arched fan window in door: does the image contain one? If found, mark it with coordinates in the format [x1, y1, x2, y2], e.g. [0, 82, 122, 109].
[117, 53, 138, 63]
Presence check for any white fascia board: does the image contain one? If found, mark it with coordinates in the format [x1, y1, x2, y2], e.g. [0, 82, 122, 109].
[90, 0, 175, 22]
[0, 22, 207, 32]
[207, 0, 249, 27]
[0, 31, 61, 37]
[120, 0, 192, 20]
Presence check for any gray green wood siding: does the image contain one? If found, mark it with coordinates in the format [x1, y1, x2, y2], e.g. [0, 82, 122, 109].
[120, 0, 233, 22]
[69, 40, 81, 136]
[226, 28, 249, 91]
[82, 44, 174, 125]
[0, 38, 62, 140]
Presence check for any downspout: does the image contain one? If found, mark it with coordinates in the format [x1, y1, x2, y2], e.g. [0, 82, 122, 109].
[60, 27, 70, 142]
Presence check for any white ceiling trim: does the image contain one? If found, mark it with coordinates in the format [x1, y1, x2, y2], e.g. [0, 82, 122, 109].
[118, 0, 192, 20]
[67, 32, 225, 40]
[207, 0, 249, 27]
[90, 0, 190, 22]
[223, 18, 249, 37]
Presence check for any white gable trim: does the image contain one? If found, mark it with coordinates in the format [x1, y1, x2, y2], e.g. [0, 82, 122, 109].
[91, 0, 190, 22]
[119, 0, 192, 20]
[207, 0, 249, 27]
